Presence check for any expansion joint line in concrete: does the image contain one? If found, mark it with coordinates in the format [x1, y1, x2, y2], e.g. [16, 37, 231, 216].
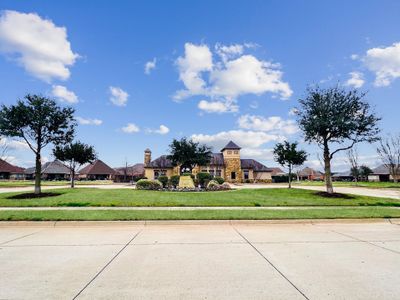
[232, 227, 310, 300]
[0, 230, 43, 246]
[330, 230, 400, 255]
[72, 229, 143, 299]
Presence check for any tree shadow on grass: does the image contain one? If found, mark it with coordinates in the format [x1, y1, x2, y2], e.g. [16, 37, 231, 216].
[315, 191, 355, 199]
[7, 192, 63, 200]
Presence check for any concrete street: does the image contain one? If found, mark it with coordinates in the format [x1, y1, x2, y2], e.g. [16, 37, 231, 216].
[1, 220, 399, 299]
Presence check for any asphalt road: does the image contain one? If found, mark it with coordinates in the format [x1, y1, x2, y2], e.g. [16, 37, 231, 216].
[1, 220, 399, 299]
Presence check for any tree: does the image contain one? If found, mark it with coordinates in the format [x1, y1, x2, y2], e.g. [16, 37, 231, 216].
[167, 137, 212, 173]
[53, 141, 97, 188]
[0, 95, 75, 194]
[377, 134, 400, 183]
[273, 141, 307, 188]
[297, 85, 380, 194]
[359, 165, 373, 182]
[347, 147, 360, 182]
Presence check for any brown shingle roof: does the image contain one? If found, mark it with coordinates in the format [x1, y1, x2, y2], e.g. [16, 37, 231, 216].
[114, 163, 145, 176]
[241, 159, 271, 172]
[79, 160, 116, 175]
[0, 159, 24, 173]
[221, 141, 241, 151]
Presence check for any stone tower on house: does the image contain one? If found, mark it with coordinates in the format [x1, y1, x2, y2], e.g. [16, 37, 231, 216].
[144, 148, 152, 166]
[221, 141, 242, 183]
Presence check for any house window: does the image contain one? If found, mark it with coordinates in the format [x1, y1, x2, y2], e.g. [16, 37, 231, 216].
[227, 150, 232, 154]
[154, 170, 166, 179]
[201, 169, 208, 173]
[234, 150, 239, 154]
[216, 170, 221, 177]
[210, 170, 215, 177]
[231, 172, 236, 180]
[243, 170, 249, 180]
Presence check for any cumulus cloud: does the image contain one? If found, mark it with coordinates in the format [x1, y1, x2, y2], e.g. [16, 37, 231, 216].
[0, 137, 29, 150]
[363, 42, 400, 86]
[191, 130, 283, 151]
[147, 125, 170, 135]
[198, 100, 238, 113]
[121, 123, 140, 134]
[76, 117, 102, 126]
[174, 42, 292, 113]
[0, 10, 78, 82]
[345, 71, 365, 88]
[51, 85, 78, 104]
[109, 86, 128, 106]
[144, 58, 156, 74]
[237, 114, 299, 135]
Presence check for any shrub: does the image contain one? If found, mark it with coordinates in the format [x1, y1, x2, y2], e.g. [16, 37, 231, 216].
[197, 172, 212, 187]
[158, 176, 169, 188]
[206, 180, 220, 190]
[214, 176, 224, 184]
[169, 175, 180, 187]
[136, 179, 162, 190]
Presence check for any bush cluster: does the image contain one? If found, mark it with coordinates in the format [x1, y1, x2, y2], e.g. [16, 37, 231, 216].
[157, 176, 169, 188]
[136, 179, 163, 190]
[169, 175, 180, 188]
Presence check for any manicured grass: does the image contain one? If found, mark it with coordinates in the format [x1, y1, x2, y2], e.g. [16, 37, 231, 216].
[0, 188, 399, 207]
[293, 181, 400, 189]
[0, 207, 399, 221]
[0, 180, 114, 187]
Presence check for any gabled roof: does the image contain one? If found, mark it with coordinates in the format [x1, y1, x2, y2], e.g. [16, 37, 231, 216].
[146, 155, 174, 169]
[25, 160, 70, 175]
[269, 167, 285, 175]
[209, 153, 224, 166]
[0, 159, 24, 173]
[79, 159, 116, 175]
[221, 141, 241, 152]
[240, 159, 271, 172]
[299, 167, 324, 176]
[372, 164, 400, 175]
[114, 163, 145, 176]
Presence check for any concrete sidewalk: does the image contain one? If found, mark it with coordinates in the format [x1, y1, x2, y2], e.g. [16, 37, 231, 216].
[1, 220, 399, 299]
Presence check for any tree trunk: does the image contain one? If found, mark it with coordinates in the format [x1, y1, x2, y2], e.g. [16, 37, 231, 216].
[288, 165, 292, 189]
[324, 142, 334, 194]
[71, 169, 75, 188]
[34, 152, 41, 194]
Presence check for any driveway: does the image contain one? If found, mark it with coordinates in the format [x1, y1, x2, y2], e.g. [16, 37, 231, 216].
[232, 183, 400, 199]
[0, 220, 399, 299]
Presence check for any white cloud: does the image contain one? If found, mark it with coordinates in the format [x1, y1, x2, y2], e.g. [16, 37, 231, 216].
[288, 108, 298, 116]
[174, 43, 292, 113]
[191, 130, 283, 151]
[237, 114, 299, 135]
[363, 42, 400, 86]
[0, 137, 29, 150]
[240, 148, 274, 160]
[147, 124, 170, 135]
[76, 117, 102, 126]
[51, 85, 78, 104]
[0, 10, 78, 82]
[121, 123, 140, 133]
[109, 86, 129, 106]
[345, 71, 365, 88]
[350, 54, 359, 60]
[144, 58, 156, 74]
[198, 100, 238, 113]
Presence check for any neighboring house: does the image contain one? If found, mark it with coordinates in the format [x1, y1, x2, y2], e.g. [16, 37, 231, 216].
[298, 167, 324, 181]
[0, 159, 25, 180]
[79, 159, 115, 180]
[113, 163, 145, 182]
[332, 170, 354, 181]
[24, 160, 70, 180]
[144, 141, 274, 183]
[368, 164, 400, 182]
[270, 167, 285, 176]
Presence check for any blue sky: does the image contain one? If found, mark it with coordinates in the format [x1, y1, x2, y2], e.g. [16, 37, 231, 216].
[0, 1, 399, 171]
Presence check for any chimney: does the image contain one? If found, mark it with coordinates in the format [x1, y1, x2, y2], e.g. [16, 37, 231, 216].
[144, 148, 151, 166]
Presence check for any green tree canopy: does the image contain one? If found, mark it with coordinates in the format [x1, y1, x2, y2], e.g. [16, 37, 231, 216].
[0, 94, 75, 193]
[53, 141, 97, 188]
[167, 138, 212, 173]
[297, 85, 380, 193]
[273, 141, 307, 188]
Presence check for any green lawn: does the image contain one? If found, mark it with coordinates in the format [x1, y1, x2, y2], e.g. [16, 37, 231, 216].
[0, 180, 114, 187]
[0, 188, 399, 207]
[293, 181, 400, 189]
[1, 207, 399, 221]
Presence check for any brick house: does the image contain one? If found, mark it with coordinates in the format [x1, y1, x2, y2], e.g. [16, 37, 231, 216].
[24, 160, 70, 180]
[0, 159, 25, 180]
[79, 159, 115, 180]
[144, 141, 274, 183]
